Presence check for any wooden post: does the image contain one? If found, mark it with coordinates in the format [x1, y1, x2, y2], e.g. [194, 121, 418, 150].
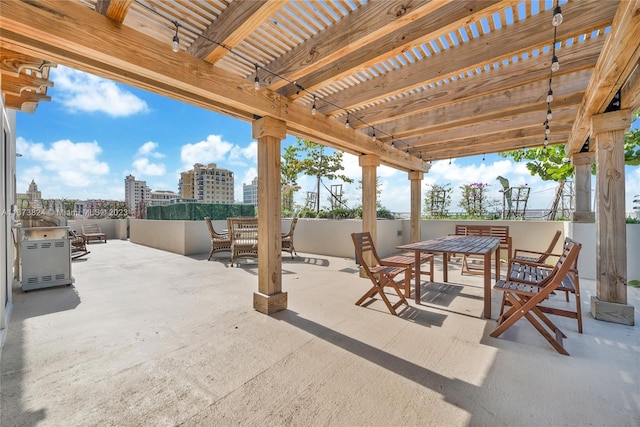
[359, 155, 379, 268]
[408, 171, 423, 242]
[591, 109, 634, 325]
[571, 151, 595, 223]
[252, 117, 287, 315]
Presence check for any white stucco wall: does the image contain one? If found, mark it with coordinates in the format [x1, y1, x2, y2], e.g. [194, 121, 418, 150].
[127, 218, 638, 280]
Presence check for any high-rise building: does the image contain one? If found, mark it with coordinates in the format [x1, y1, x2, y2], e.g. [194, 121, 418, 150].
[180, 163, 234, 204]
[178, 170, 194, 199]
[149, 190, 180, 206]
[243, 176, 258, 207]
[124, 174, 150, 215]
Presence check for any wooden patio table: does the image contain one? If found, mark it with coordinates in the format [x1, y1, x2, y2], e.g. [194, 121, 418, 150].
[397, 235, 501, 319]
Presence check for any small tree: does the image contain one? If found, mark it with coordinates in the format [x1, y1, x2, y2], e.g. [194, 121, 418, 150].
[282, 138, 353, 212]
[459, 182, 494, 217]
[423, 183, 451, 218]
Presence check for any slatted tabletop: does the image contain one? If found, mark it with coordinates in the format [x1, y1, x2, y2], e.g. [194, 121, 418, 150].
[398, 235, 501, 318]
[399, 235, 501, 256]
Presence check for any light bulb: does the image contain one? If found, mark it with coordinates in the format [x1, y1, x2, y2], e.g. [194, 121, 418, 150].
[172, 35, 180, 53]
[311, 99, 317, 116]
[547, 108, 552, 120]
[544, 136, 549, 146]
[345, 118, 350, 129]
[254, 76, 259, 91]
[545, 125, 551, 135]
[551, 56, 559, 72]
[546, 89, 553, 103]
[552, 6, 563, 27]
[372, 132, 376, 142]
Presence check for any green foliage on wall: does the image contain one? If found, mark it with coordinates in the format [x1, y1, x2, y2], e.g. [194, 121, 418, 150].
[146, 203, 255, 220]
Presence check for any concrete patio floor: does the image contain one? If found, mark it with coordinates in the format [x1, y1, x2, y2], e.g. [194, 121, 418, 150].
[1, 240, 639, 426]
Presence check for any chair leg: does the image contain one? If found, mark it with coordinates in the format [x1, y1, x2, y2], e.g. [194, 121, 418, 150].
[492, 292, 569, 355]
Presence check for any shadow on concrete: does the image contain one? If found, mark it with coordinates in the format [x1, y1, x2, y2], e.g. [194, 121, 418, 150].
[275, 310, 480, 413]
[12, 283, 81, 320]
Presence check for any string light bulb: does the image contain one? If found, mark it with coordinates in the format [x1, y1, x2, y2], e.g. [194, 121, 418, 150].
[547, 107, 553, 120]
[171, 21, 180, 53]
[311, 97, 317, 116]
[551, 55, 560, 72]
[345, 113, 350, 129]
[545, 123, 551, 135]
[552, 5, 563, 27]
[372, 128, 376, 142]
[391, 140, 395, 149]
[253, 64, 260, 90]
[546, 89, 553, 103]
[544, 136, 549, 146]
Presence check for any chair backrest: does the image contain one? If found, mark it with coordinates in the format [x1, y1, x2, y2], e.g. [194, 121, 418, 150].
[455, 224, 512, 259]
[538, 230, 562, 263]
[284, 217, 298, 237]
[204, 217, 225, 239]
[537, 237, 581, 289]
[351, 232, 382, 275]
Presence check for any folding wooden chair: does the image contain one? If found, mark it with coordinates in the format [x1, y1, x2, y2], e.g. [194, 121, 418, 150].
[490, 237, 582, 355]
[351, 232, 409, 316]
[505, 232, 582, 333]
[512, 230, 562, 264]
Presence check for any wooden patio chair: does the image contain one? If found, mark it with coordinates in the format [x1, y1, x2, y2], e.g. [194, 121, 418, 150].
[69, 229, 90, 260]
[512, 230, 562, 264]
[505, 248, 583, 333]
[351, 232, 409, 316]
[281, 217, 298, 259]
[204, 217, 231, 261]
[490, 237, 582, 355]
[380, 252, 434, 298]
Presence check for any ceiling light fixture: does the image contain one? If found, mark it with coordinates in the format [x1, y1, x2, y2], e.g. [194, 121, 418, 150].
[552, 4, 563, 27]
[253, 64, 260, 90]
[551, 55, 560, 72]
[171, 21, 180, 53]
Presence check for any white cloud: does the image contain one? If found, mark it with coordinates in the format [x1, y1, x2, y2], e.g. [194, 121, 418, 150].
[17, 137, 109, 189]
[52, 66, 148, 117]
[136, 141, 164, 158]
[180, 134, 234, 169]
[132, 158, 166, 176]
[229, 141, 257, 165]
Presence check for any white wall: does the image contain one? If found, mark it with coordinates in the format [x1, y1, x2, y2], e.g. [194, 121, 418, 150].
[1, 103, 16, 348]
[127, 218, 639, 280]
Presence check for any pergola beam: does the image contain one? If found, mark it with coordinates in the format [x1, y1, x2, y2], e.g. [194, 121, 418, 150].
[312, 0, 616, 115]
[0, 0, 427, 173]
[188, 1, 287, 64]
[566, 0, 640, 155]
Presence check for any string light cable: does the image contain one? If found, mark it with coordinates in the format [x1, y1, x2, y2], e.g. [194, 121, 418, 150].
[136, 1, 407, 154]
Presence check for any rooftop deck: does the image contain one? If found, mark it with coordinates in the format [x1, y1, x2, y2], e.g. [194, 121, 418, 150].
[2, 240, 639, 426]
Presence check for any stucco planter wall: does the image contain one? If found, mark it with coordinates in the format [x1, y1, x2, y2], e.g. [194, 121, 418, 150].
[127, 218, 638, 280]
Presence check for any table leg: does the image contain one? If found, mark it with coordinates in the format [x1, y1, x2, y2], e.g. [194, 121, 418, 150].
[414, 250, 421, 304]
[484, 250, 492, 319]
[443, 252, 448, 283]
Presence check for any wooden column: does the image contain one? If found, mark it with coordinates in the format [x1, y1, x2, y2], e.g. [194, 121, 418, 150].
[591, 109, 634, 325]
[408, 171, 423, 242]
[252, 117, 287, 315]
[571, 151, 595, 223]
[359, 155, 379, 268]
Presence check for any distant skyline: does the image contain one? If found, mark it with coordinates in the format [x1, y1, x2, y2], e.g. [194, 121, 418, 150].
[15, 65, 640, 214]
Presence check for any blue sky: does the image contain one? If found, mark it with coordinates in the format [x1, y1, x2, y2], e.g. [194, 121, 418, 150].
[15, 66, 640, 215]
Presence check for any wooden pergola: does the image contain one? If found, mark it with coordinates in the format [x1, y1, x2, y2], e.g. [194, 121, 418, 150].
[1, 0, 638, 322]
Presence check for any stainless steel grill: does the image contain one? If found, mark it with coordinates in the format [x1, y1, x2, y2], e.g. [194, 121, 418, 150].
[20, 226, 73, 291]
